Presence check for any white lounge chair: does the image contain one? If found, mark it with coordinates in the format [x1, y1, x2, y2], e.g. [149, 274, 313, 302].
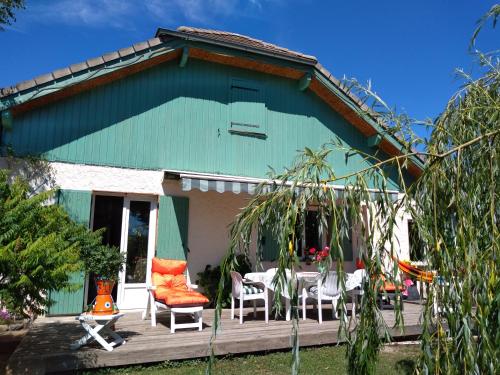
[142, 257, 208, 333]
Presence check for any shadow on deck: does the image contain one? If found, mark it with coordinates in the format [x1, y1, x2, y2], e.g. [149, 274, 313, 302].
[7, 302, 424, 374]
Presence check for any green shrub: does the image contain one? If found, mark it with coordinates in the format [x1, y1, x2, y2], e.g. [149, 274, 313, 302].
[196, 254, 251, 307]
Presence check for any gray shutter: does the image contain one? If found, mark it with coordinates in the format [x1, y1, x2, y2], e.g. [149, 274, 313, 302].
[156, 196, 189, 260]
[47, 190, 91, 316]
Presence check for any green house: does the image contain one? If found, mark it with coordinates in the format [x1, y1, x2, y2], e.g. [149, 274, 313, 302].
[0, 27, 420, 315]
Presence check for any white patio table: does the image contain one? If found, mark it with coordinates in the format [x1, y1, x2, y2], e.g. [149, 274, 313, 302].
[245, 270, 320, 321]
[70, 313, 125, 352]
[246, 270, 366, 320]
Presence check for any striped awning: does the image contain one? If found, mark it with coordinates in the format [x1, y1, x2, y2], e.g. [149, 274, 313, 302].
[163, 170, 399, 200]
[181, 177, 262, 195]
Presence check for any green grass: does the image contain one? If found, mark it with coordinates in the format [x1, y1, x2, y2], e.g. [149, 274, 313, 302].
[81, 344, 419, 375]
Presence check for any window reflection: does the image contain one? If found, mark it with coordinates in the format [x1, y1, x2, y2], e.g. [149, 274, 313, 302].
[125, 201, 150, 283]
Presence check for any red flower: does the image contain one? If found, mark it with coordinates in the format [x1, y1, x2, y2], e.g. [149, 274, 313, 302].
[320, 250, 329, 258]
[309, 247, 317, 255]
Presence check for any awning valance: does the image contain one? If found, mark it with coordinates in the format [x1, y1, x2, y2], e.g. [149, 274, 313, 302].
[164, 171, 269, 195]
[163, 170, 399, 200]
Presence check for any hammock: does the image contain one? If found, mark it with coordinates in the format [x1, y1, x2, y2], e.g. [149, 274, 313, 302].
[396, 259, 434, 283]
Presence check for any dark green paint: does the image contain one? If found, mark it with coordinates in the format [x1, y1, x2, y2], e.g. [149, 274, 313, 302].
[260, 227, 280, 262]
[298, 73, 312, 91]
[156, 196, 190, 260]
[2, 58, 408, 190]
[179, 46, 189, 68]
[367, 134, 382, 147]
[47, 190, 92, 316]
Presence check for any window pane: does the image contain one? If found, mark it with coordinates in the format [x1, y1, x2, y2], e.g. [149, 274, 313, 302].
[408, 220, 425, 261]
[125, 201, 150, 283]
[305, 211, 321, 251]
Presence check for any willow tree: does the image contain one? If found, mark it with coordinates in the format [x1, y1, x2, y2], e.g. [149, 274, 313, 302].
[209, 7, 499, 375]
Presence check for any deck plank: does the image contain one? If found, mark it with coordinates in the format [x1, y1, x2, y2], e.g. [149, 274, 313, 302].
[7, 302, 424, 374]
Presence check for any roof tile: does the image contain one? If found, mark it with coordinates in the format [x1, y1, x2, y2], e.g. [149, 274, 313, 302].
[87, 56, 105, 68]
[133, 41, 149, 52]
[118, 46, 135, 57]
[34, 73, 55, 85]
[147, 37, 162, 47]
[16, 79, 37, 92]
[176, 26, 316, 62]
[52, 67, 72, 79]
[69, 61, 89, 74]
[0, 87, 17, 96]
[102, 51, 120, 63]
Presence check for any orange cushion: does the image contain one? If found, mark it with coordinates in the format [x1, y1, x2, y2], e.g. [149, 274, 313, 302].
[152, 258, 187, 276]
[172, 274, 187, 288]
[155, 286, 209, 307]
[151, 272, 174, 287]
[380, 282, 404, 292]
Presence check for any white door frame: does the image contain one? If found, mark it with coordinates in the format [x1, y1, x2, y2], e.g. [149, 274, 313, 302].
[117, 195, 158, 310]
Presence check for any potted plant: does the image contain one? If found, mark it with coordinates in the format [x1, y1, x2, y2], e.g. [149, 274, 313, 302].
[80, 244, 125, 315]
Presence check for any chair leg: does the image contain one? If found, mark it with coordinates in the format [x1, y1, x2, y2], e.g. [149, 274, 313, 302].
[142, 295, 150, 320]
[151, 303, 157, 327]
[253, 300, 257, 318]
[196, 310, 203, 331]
[318, 299, 323, 324]
[170, 310, 175, 334]
[264, 294, 269, 324]
[302, 294, 307, 320]
[239, 298, 243, 324]
[352, 294, 357, 316]
[231, 295, 235, 320]
[285, 298, 291, 321]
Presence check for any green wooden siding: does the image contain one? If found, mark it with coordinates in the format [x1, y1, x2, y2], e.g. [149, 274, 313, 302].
[47, 190, 91, 316]
[229, 78, 266, 136]
[260, 227, 280, 261]
[156, 196, 189, 260]
[3, 58, 405, 190]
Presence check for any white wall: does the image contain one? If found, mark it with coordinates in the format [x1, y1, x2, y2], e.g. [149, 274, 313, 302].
[0, 159, 411, 279]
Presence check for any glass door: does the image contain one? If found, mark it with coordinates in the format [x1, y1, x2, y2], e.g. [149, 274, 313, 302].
[117, 197, 157, 310]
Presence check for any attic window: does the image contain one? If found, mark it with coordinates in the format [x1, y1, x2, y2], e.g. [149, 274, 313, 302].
[228, 78, 267, 138]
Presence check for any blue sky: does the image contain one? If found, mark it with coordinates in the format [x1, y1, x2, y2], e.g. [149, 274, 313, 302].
[1, 0, 498, 133]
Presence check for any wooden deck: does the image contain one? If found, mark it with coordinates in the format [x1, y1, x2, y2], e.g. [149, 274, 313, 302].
[7, 302, 424, 374]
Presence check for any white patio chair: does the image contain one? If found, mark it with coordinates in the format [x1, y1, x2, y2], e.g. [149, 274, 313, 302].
[230, 271, 269, 324]
[265, 268, 302, 321]
[302, 271, 345, 324]
[346, 269, 366, 316]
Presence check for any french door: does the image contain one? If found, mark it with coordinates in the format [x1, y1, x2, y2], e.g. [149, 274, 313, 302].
[116, 197, 157, 310]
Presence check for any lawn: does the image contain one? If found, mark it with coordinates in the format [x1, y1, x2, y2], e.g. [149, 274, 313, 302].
[82, 344, 419, 375]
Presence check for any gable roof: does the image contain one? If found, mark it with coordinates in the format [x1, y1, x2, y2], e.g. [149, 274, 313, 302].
[0, 26, 423, 176]
[174, 26, 317, 62]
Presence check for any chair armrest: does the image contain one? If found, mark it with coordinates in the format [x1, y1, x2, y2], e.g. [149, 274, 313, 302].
[188, 284, 198, 290]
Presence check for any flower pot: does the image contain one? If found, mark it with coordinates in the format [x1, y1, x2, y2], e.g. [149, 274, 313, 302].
[93, 279, 118, 315]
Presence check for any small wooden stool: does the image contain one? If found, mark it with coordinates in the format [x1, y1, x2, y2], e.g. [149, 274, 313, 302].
[170, 306, 203, 333]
